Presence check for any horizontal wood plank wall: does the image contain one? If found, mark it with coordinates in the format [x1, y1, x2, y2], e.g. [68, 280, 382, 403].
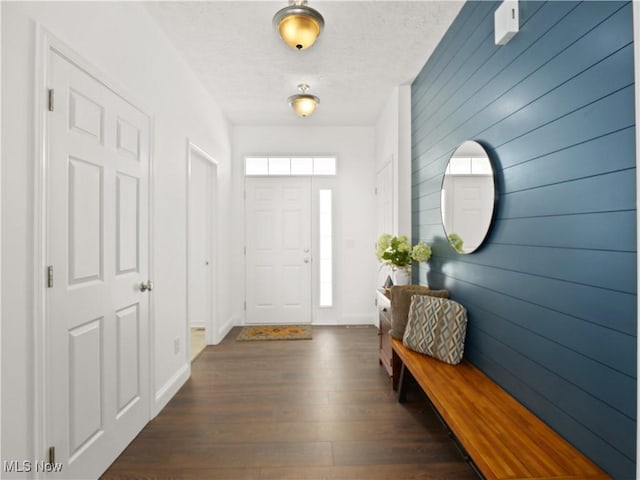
[410, 1, 636, 478]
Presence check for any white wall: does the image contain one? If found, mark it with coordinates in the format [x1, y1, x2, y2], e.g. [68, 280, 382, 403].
[1, 1, 232, 471]
[375, 85, 412, 237]
[374, 86, 412, 285]
[231, 126, 377, 326]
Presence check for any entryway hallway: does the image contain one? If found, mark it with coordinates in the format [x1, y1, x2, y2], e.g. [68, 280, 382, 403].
[101, 326, 476, 479]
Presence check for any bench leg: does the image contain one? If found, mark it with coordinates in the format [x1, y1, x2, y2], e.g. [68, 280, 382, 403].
[392, 350, 402, 391]
[397, 363, 409, 403]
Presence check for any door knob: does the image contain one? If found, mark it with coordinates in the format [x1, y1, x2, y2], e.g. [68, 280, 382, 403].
[140, 281, 154, 292]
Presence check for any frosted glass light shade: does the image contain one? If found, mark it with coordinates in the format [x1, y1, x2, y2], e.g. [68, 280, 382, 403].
[288, 94, 319, 117]
[273, 4, 324, 50]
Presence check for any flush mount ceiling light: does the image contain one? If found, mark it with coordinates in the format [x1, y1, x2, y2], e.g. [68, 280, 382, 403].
[273, 0, 325, 51]
[288, 84, 320, 117]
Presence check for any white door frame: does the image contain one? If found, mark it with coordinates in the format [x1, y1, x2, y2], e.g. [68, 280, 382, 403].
[186, 140, 218, 346]
[33, 26, 155, 465]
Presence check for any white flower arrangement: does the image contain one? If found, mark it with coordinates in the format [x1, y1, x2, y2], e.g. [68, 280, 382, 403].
[375, 234, 432, 268]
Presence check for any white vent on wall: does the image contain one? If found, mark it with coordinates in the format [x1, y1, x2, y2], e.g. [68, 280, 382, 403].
[495, 0, 519, 46]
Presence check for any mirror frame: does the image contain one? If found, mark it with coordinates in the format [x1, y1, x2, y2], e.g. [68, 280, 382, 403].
[440, 140, 497, 254]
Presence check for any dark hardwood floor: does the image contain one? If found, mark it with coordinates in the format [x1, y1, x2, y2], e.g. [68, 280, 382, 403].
[102, 326, 477, 480]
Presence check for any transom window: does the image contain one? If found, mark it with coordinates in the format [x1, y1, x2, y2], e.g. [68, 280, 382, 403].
[445, 156, 492, 175]
[245, 156, 336, 176]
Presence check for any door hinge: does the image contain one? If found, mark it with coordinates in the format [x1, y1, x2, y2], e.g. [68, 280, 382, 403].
[48, 446, 55, 464]
[244, 246, 246, 256]
[48, 89, 55, 112]
[47, 265, 54, 288]
[244, 301, 246, 311]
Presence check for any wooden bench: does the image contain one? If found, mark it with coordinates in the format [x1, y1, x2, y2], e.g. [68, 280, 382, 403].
[391, 337, 611, 480]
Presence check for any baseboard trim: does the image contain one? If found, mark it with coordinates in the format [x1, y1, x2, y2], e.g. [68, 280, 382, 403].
[153, 363, 190, 417]
[313, 314, 377, 326]
[216, 316, 235, 344]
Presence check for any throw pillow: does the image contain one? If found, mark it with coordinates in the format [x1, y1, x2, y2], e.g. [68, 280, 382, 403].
[403, 295, 468, 365]
[389, 285, 449, 339]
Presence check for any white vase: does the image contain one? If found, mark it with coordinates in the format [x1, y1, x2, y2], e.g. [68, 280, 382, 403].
[393, 266, 411, 286]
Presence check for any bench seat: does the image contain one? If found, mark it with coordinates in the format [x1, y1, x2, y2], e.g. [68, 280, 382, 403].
[391, 337, 611, 480]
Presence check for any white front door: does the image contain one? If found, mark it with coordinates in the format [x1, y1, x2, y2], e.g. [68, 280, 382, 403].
[442, 174, 494, 252]
[188, 145, 217, 334]
[245, 177, 312, 324]
[46, 50, 150, 478]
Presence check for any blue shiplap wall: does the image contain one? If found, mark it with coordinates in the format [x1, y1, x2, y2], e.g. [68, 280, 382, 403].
[411, 2, 636, 478]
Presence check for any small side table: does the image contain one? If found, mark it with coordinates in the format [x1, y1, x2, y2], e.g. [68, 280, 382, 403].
[376, 288, 391, 374]
[376, 289, 402, 389]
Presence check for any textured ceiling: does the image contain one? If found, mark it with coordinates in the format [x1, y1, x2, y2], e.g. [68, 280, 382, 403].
[145, 1, 464, 126]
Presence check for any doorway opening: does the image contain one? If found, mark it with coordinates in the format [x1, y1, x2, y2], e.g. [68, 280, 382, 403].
[190, 327, 206, 361]
[243, 156, 337, 325]
[187, 141, 218, 360]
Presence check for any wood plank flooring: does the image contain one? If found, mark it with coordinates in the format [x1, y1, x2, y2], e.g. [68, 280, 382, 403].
[101, 326, 477, 480]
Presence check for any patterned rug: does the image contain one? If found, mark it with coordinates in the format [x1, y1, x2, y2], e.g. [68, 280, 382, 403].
[236, 325, 312, 341]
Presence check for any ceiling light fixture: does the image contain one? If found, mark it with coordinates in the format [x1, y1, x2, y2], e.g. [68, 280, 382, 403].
[288, 84, 320, 117]
[273, 0, 324, 51]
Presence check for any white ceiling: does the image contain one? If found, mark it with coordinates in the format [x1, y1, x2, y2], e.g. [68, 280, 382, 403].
[145, 1, 464, 126]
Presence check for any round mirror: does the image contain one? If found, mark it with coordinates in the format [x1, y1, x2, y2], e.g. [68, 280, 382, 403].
[441, 141, 496, 254]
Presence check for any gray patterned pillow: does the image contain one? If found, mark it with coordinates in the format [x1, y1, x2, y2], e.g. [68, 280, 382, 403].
[389, 286, 449, 339]
[402, 295, 468, 365]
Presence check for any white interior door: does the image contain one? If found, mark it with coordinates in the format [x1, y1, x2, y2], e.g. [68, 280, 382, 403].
[376, 160, 393, 236]
[245, 177, 312, 324]
[188, 145, 217, 334]
[46, 50, 150, 478]
[376, 161, 393, 285]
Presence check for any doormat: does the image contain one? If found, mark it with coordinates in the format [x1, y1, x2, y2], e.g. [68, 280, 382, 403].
[236, 325, 312, 341]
